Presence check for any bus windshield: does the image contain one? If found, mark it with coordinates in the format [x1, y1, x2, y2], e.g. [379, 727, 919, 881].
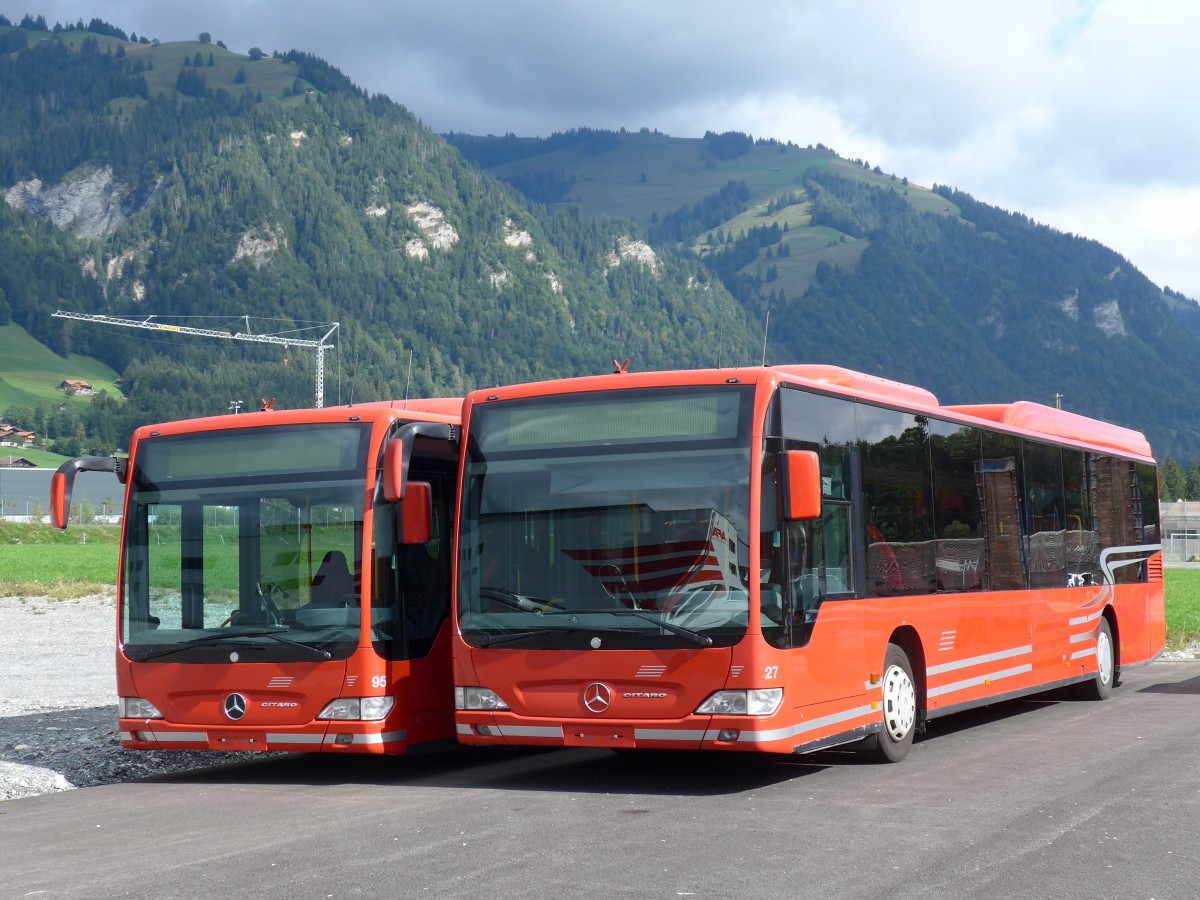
[120, 423, 371, 663]
[458, 387, 755, 649]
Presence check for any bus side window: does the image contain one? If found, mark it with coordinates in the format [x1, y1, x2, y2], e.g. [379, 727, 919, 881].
[819, 502, 852, 594]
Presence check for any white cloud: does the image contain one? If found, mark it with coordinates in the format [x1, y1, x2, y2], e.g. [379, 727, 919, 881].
[22, 0, 1200, 298]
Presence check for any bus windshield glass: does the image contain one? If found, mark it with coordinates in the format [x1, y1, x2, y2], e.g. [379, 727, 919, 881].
[459, 387, 755, 649]
[120, 423, 371, 663]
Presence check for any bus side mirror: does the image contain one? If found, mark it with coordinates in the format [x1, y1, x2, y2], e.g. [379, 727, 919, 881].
[784, 450, 821, 521]
[383, 438, 405, 502]
[50, 456, 119, 529]
[381, 421, 455, 502]
[400, 481, 432, 544]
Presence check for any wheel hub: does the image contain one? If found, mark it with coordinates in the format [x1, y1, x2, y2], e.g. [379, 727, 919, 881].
[882, 663, 916, 741]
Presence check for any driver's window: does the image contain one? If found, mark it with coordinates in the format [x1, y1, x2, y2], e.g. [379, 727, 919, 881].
[761, 456, 815, 649]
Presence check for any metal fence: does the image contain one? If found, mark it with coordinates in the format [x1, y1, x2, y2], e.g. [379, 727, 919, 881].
[0, 467, 125, 522]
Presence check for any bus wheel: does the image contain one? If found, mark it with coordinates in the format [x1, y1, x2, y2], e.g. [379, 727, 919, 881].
[1074, 618, 1114, 701]
[868, 643, 917, 763]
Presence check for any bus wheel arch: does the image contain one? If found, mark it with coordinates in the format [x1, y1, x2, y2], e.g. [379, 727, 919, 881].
[890, 626, 927, 729]
[866, 629, 924, 763]
[1075, 612, 1117, 701]
[1105, 606, 1122, 687]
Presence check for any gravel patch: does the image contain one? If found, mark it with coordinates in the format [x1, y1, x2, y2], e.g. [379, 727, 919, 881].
[0, 593, 245, 801]
[2, 592, 1197, 802]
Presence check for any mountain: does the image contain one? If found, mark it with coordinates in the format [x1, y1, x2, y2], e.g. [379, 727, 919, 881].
[449, 129, 1200, 460]
[0, 20, 760, 454]
[3, 18, 1199, 463]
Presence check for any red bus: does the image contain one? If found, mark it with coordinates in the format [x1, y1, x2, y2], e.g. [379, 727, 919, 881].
[52, 399, 461, 755]
[451, 364, 1163, 761]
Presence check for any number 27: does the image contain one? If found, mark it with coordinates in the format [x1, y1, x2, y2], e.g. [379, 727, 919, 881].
[764, 665, 779, 680]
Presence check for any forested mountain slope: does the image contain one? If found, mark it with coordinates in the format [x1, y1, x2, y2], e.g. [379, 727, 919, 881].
[0, 21, 759, 452]
[4, 18, 1199, 462]
[452, 130, 1200, 460]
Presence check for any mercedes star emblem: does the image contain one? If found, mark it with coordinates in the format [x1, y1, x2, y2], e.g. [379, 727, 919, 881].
[583, 682, 612, 714]
[223, 692, 248, 721]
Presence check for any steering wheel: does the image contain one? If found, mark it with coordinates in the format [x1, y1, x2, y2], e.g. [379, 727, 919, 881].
[258, 579, 289, 623]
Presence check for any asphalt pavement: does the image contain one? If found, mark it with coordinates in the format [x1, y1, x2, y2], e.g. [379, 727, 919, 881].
[2, 660, 1198, 899]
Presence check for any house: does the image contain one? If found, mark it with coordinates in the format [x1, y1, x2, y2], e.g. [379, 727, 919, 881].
[60, 379, 94, 396]
[0, 456, 37, 468]
[0, 426, 36, 447]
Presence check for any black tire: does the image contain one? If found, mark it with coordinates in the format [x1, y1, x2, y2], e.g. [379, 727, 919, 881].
[1074, 617, 1115, 701]
[866, 642, 917, 763]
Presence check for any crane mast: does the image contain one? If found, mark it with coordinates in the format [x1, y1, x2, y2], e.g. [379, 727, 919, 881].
[51, 312, 339, 408]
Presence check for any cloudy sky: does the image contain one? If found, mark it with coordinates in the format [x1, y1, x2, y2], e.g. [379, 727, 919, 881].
[18, 0, 1200, 299]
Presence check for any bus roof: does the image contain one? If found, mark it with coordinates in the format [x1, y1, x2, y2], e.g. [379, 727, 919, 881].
[129, 399, 461, 439]
[465, 364, 1153, 461]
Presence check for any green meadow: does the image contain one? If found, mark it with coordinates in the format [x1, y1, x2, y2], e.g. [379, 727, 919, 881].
[0, 323, 123, 416]
[2, 522, 1197, 650]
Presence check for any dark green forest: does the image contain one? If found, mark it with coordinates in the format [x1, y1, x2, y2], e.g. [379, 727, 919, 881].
[0, 20, 760, 454]
[453, 130, 1200, 463]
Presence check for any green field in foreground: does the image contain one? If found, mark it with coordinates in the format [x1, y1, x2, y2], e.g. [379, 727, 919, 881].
[1, 523, 1198, 649]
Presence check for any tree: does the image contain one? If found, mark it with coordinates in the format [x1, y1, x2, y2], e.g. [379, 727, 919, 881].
[1161, 457, 1186, 500]
[175, 68, 207, 97]
[1187, 461, 1200, 501]
[248, 46, 264, 60]
[234, 65, 247, 84]
[199, 32, 212, 44]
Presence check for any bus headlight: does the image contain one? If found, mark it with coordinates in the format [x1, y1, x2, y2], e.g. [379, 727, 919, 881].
[317, 697, 395, 721]
[695, 688, 782, 716]
[454, 686, 510, 711]
[119, 697, 163, 719]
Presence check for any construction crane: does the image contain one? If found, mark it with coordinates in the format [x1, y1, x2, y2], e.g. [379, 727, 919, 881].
[51, 312, 339, 408]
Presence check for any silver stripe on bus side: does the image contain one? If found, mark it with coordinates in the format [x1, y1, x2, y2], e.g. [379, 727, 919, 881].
[134, 731, 208, 744]
[1070, 646, 1098, 661]
[633, 729, 708, 742]
[265, 733, 324, 744]
[926, 644, 1032, 677]
[927, 663, 1033, 698]
[298, 730, 409, 747]
[456, 723, 474, 735]
[1069, 629, 1096, 644]
[1069, 607, 1106, 627]
[716, 703, 878, 744]
[121, 729, 206, 744]
[494, 725, 565, 739]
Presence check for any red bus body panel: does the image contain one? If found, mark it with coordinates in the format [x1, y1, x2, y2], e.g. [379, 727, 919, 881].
[451, 366, 1164, 755]
[117, 626, 455, 754]
[112, 401, 462, 755]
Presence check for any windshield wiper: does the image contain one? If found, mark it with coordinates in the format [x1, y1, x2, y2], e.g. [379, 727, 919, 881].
[466, 627, 579, 647]
[543, 608, 713, 647]
[132, 627, 332, 662]
[479, 586, 559, 613]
